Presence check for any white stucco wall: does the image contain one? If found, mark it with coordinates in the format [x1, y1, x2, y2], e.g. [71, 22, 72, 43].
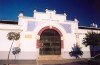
[18, 9, 81, 59]
[0, 24, 22, 59]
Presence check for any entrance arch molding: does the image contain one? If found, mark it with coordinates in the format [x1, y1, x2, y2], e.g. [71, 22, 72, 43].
[37, 26, 64, 48]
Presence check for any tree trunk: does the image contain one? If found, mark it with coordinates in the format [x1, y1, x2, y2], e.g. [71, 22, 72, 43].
[15, 54, 16, 60]
[15, 54, 16, 64]
[8, 39, 14, 65]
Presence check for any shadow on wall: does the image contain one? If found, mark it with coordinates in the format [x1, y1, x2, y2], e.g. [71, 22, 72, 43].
[69, 44, 83, 59]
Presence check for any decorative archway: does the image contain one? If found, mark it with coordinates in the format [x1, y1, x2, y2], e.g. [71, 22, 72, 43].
[37, 26, 64, 51]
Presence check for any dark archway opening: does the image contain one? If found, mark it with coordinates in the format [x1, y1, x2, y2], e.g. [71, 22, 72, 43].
[40, 29, 61, 55]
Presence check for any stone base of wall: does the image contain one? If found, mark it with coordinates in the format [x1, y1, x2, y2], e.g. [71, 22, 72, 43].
[0, 51, 39, 59]
[0, 60, 36, 64]
[61, 51, 91, 59]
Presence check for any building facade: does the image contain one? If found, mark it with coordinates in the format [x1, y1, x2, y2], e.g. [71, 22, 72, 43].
[0, 9, 100, 61]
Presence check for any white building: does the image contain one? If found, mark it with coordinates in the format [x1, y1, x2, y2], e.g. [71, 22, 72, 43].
[0, 9, 100, 62]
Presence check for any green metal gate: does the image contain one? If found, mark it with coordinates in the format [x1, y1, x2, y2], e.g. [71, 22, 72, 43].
[40, 29, 61, 55]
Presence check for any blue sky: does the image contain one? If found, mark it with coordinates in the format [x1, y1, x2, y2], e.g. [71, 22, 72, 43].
[0, 0, 100, 27]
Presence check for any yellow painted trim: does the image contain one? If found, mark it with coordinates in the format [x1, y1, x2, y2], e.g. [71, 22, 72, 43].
[25, 35, 32, 38]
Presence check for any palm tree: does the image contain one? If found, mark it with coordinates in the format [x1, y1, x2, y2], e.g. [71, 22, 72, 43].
[7, 32, 20, 65]
[82, 31, 100, 56]
[69, 44, 83, 59]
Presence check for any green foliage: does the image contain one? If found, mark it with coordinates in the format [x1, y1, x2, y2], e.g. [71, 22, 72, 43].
[12, 47, 21, 55]
[7, 32, 20, 40]
[82, 32, 100, 47]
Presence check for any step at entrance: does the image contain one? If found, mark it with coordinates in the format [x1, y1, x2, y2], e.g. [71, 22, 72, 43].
[38, 55, 66, 60]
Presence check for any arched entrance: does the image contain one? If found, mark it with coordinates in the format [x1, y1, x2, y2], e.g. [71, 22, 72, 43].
[40, 29, 61, 55]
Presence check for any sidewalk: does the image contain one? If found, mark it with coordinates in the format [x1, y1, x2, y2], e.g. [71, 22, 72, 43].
[38, 58, 88, 65]
[0, 58, 88, 65]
